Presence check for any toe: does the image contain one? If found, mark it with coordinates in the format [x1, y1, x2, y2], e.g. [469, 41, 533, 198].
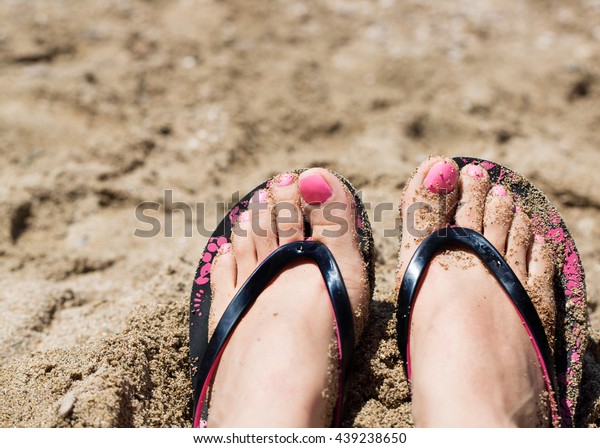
[528, 237, 554, 285]
[455, 163, 490, 232]
[249, 189, 278, 262]
[210, 243, 236, 329]
[398, 157, 460, 279]
[298, 169, 353, 245]
[233, 210, 257, 283]
[527, 236, 556, 344]
[506, 208, 532, 284]
[483, 185, 514, 256]
[298, 168, 367, 310]
[270, 172, 304, 245]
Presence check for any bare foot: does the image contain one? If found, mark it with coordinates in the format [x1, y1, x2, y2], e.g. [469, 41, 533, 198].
[398, 157, 555, 427]
[206, 169, 369, 427]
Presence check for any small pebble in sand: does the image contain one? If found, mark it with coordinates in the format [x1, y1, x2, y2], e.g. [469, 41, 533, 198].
[58, 390, 76, 418]
[180, 56, 197, 69]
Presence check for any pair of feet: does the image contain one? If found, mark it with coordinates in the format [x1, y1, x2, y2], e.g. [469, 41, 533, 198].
[206, 157, 555, 427]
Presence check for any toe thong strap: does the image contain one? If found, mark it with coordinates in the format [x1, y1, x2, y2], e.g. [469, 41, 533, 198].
[192, 240, 355, 428]
[396, 227, 559, 422]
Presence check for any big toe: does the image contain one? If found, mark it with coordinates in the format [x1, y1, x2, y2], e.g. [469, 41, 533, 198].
[398, 157, 460, 280]
[298, 169, 368, 312]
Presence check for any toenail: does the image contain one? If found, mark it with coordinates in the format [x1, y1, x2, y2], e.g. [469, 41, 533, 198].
[240, 210, 250, 222]
[258, 189, 269, 203]
[535, 235, 545, 243]
[467, 164, 485, 178]
[423, 161, 458, 194]
[277, 173, 295, 187]
[219, 243, 232, 254]
[299, 174, 333, 204]
[492, 185, 507, 196]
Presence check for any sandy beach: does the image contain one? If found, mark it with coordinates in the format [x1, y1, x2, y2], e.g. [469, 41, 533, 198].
[0, 0, 599, 427]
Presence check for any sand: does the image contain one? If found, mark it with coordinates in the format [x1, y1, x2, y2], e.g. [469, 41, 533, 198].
[0, 0, 599, 427]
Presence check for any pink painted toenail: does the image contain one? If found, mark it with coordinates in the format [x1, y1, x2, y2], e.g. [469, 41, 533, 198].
[258, 189, 268, 203]
[492, 185, 507, 196]
[219, 243, 232, 254]
[277, 173, 295, 187]
[423, 161, 458, 194]
[299, 175, 332, 204]
[467, 164, 485, 178]
[240, 210, 250, 222]
[535, 235, 545, 243]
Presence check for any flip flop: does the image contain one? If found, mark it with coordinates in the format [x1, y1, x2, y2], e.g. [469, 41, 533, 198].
[396, 156, 589, 427]
[189, 169, 374, 428]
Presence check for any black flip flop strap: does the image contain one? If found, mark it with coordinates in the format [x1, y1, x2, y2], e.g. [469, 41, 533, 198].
[396, 227, 558, 405]
[193, 240, 355, 427]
